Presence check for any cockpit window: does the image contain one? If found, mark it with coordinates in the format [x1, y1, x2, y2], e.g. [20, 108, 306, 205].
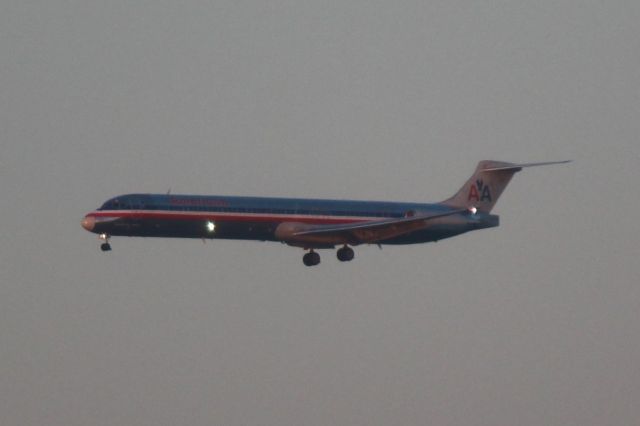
[99, 195, 149, 210]
[99, 197, 125, 210]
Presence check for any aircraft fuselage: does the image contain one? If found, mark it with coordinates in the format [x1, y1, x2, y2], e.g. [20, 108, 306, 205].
[82, 193, 498, 246]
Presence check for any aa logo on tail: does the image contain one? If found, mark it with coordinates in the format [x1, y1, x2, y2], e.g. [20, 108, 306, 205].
[468, 179, 492, 202]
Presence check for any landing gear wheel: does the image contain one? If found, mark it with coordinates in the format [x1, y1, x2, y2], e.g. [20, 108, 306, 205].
[99, 234, 111, 251]
[336, 245, 354, 262]
[303, 251, 321, 266]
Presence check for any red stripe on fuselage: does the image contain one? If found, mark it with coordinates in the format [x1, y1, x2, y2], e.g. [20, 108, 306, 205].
[88, 210, 373, 225]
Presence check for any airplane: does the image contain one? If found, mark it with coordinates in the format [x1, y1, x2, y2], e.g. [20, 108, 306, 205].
[81, 160, 569, 266]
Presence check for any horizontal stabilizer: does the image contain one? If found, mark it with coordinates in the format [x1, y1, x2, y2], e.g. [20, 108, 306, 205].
[443, 159, 571, 213]
[481, 160, 571, 172]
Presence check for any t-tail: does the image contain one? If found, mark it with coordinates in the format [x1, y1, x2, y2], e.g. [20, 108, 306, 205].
[443, 160, 571, 213]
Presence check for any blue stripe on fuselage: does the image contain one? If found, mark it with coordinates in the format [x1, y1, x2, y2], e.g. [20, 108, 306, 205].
[98, 193, 454, 219]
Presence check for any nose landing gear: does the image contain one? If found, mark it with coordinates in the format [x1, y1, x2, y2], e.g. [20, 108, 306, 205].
[99, 234, 112, 252]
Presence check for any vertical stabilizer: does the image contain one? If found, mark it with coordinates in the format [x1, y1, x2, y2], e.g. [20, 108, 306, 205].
[442, 160, 570, 213]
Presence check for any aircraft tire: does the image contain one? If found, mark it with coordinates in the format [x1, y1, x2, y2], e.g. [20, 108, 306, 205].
[303, 251, 320, 266]
[337, 246, 354, 262]
[100, 243, 112, 252]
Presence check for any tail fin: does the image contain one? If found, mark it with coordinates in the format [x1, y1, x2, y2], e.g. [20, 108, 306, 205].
[443, 160, 570, 213]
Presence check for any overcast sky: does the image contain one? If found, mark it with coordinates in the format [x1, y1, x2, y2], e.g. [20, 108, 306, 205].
[1, 1, 639, 425]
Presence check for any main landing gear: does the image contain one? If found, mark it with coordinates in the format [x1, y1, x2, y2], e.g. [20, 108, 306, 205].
[99, 234, 112, 252]
[302, 245, 355, 266]
[302, 250, 321, 267]
[336, 245, 354, 262]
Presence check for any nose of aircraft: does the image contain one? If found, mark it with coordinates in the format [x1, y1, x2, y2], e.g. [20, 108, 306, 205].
[81, 215, 95, 232]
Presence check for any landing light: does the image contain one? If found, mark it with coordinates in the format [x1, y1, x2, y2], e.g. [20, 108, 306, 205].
[206, 221, 215, 232]
[469, 207, 477, 215]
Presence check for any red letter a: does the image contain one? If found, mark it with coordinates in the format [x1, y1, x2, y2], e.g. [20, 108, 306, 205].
[468, 184, 479, 201]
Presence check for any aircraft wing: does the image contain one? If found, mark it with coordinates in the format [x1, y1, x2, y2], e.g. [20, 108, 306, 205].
[291, 208, 471, 245]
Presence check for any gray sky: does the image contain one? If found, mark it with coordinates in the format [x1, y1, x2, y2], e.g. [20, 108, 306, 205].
[1, 1, 639, 425]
